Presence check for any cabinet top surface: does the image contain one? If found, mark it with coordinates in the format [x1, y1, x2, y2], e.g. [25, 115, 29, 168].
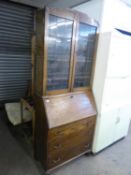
[42, 91, 96, 128]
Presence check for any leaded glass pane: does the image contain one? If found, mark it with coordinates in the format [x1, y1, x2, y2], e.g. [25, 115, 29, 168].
[47, 15, 73, 91]
[74, 22, 96, 88]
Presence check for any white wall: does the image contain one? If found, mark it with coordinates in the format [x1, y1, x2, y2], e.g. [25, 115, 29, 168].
[73, 0, 104, 23]
[100, 0, 131, 32]
[73, 0, 131, 32]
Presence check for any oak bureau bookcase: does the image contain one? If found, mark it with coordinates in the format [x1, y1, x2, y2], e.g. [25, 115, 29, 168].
[34, 7, 98, 172]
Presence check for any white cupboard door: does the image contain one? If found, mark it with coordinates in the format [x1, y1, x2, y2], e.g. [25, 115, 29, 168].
[102, 78, 127, 111]
[93, 110, 117, 153]
[114, 106, 131, 142]
[107, 32, 131, 78]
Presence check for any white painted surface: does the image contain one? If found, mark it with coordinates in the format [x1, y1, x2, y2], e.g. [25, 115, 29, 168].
[93, 105, 131, 153]
[107, 31, 131, 77]
[114, 106, 131, 142]
[93, 30, 131, 152]
[92, 32, 111, 113]
[100, 0, 131, 32]
[93, 110, 117, 153]
[93, 31, 131, 111]
[73, 0, 104, 24]
[102, 78, 131, 112]
[114, 0, 131, 31]
[73, 0, 131, 32]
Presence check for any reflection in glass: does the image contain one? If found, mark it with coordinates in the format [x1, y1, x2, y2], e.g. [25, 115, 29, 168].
[74, 22, 96, 88]
[47, 15, 73, 90]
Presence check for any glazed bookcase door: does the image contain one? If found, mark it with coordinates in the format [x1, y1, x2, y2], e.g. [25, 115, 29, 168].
[72, 17, 97, 91]
[44, 8, 76, 95]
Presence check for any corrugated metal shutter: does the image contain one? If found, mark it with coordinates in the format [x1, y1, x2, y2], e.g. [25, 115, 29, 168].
[0, 0, 34, 102]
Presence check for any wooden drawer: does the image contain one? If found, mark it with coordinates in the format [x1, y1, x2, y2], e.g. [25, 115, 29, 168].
[47, 117, 96, 170]
[48, 116, 96, 142]
[47, 139, 91, 169]
[48, 128, 93, 153]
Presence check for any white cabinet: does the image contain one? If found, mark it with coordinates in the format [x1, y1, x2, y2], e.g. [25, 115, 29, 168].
[93, 105, 131, 153]
[114, 106, 131, 142]
[92, 30, 131, 153]
[93, 110, 117, 152]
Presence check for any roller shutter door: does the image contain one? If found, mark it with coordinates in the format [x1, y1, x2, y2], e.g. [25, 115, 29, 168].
[0, 0, 34, 102]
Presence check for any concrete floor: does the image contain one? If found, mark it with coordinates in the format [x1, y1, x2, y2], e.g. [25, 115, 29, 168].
[51, 126, 131, 175]
[0, 108, 131, 175]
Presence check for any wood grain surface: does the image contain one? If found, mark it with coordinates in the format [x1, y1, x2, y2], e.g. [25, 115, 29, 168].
[43, 91, 96, 128]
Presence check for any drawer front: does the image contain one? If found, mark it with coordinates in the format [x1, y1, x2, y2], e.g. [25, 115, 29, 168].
[48, 116, 96, 142]
[46, 116, 96, 169]
[47, 139, 91, 169]
[48, 128, 94, 153]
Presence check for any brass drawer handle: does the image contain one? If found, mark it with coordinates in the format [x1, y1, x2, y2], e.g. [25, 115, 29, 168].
[52, 157, 61, 164]
[54, 144, 61, 149]
[84, 144, 90, 148]
[55, 131, 63, 136]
